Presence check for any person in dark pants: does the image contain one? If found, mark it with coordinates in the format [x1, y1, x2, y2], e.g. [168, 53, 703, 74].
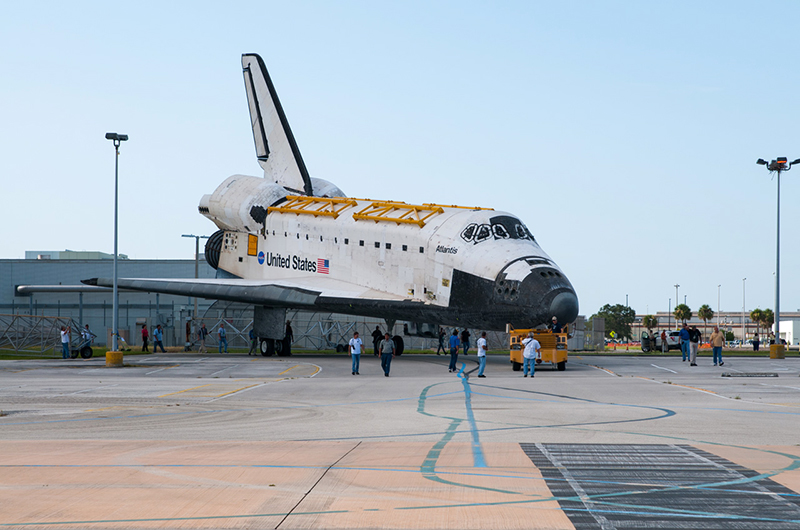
[372, 326, 382, 356]
[448, 330, 460, 373]
[284, 321, 293, 355]
[460, 329, 471, 355]
[436, 327, 446, 355]
[379, 333, 395, 376]
[753, 332, 760, 352]
[688, 325, 701, 366]
[154, 324, 167, 353]
[248, 329, 257, 355]
[141, 324, 149, 352]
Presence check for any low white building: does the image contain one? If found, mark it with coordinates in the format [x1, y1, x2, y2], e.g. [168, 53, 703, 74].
[778, 320, 800, 345]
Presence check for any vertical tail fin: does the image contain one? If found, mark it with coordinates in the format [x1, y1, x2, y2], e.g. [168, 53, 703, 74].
[242, 53, 313, 196]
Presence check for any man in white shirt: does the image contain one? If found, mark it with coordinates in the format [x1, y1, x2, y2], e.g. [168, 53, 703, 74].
[349, 331, 363, 375]
[522, 332, 541, 378]
[476, 332, 488, 378]
[60, 326, 70, 359]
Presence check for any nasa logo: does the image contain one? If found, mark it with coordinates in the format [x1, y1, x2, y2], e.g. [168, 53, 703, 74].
[257, 251, 265, 265]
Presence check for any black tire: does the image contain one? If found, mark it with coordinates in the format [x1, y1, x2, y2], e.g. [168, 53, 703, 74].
[80, 346, 93, 359]
[512, 361, 522, 372]
[69, 348, 79, 359]
[336, 344, 345, 353]
[392, 335, 404, 356]
[260, 339, 274, 357]
[277, 338, 291, 357]
[557, 361, 566, 371]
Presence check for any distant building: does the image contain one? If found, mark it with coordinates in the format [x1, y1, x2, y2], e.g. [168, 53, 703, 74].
[632, 311, 800, 345]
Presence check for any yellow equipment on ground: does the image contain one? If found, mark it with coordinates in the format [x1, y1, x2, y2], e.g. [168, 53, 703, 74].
[509, 328, 568, 372]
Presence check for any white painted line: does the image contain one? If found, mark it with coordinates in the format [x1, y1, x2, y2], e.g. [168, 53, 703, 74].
[64, 384, 119, 395]
[146, 367, 168, 375]
[758, 383, 800, 391]
[78, 368, 104, 374]
[651, 364, 677, 374]
[209, 365, 238, 377]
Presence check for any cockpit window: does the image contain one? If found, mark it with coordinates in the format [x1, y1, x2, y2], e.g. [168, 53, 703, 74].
[475, 224, 492, 242]
[460, 216, 536, 244]
[461, 224, 477, 241]
[492, 224, 509, 239]
[489, 215, 535, 242]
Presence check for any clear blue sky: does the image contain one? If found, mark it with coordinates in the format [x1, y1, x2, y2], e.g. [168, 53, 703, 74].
[2, 1, 799, 319]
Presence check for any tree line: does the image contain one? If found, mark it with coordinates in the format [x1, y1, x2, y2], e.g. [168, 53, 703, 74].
[587, 303, 775, 340]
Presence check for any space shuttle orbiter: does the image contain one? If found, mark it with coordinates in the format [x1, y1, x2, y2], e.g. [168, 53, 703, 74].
[86, 53, 578, 356]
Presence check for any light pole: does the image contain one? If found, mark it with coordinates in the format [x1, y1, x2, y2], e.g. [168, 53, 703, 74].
[105, 132, 128, 352]
[181, 234, 209, 323]
[756, 157, 799, 344]
[742, 277, 746, 346]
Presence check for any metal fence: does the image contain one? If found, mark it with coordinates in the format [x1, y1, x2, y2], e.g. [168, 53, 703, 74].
[0, 314, 82, 356]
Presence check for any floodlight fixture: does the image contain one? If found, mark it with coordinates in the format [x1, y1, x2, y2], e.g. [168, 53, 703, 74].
[756, 154, 797, 349]
[756, 158, 767, 165]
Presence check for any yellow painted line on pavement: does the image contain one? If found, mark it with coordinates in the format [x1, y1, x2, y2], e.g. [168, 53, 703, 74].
[158, 384, 212, 397]
[278, 364, 300, 375]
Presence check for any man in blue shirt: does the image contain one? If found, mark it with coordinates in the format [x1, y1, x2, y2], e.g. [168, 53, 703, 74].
[153, 324, 166, 353]
[679, 323, 690, 362]
[448, 329, 460, 373]
[218, 323, 228, 354]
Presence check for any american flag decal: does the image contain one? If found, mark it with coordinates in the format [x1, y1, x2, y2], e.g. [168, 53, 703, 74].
[317, 258, 329, 274]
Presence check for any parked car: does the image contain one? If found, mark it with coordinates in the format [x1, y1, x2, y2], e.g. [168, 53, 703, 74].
[655, 331, 682, 351]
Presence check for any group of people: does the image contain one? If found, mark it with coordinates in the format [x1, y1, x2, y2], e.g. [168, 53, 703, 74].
[675, 323, 725, 366]
[436, 327, 473, 355]
[58, 324, 96, 359]
[349, 330, 397, 376]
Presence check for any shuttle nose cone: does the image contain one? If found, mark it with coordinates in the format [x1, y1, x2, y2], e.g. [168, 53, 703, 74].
[549, 291, 579, 324]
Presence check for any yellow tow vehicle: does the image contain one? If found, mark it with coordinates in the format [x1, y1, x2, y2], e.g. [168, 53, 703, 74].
[509, 328, 568, 372]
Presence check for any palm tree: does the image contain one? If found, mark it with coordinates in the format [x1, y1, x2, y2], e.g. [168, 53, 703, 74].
[762, 309, 775, 340]
[674, 304, 692, 325]
[750, 309, 764, 338]
[698, 304, 714, 337]
[642, 315, 658, 334]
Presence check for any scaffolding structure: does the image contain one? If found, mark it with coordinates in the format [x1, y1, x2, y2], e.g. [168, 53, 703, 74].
[0, 314, 81, 356]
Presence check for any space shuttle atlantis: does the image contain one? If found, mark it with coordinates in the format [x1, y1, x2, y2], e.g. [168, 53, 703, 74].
[87, 53, 578, 355]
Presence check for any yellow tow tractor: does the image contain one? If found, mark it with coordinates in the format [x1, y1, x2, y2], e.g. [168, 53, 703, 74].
[509, 328, 568, 372]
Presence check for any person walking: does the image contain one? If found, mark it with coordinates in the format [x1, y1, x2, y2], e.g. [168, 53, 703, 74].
[688, 325, 701, 366]
[60, 325, 70, 359]
[448, 329, 460, 373]
[153, 324, 166, 353]
[284, 321, 293, 355]
[460, 328, 471, 355]
[198, 323, 208, 353]
[248, 329, 257, 355]
[709, 326, 725, 366]
[476, 331, 488, 378]
[218, 323, 228, 353]
[141, 324, 149, 352]
[371, 326, 382, 356]
[379, 333, 395, 376]
[521, 331, 540, 377]
[660, 330, 667, 353]
[752, 332, 760, 352]
[436, 327, 446, 355]
[81, 325, 95, 348]
[349, 331, 363, 375]
[679, 323, 690, 361]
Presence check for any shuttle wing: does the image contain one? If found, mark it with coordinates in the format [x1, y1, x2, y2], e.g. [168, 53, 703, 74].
[242, 53, 313, 196]
[82, 276, 409, 308]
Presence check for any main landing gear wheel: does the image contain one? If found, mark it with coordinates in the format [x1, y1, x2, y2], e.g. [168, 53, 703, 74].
[260, 339, 274, 357]
[512, 361, 522, 371]
[557, 361, 566, 371]
[392, 335, 404, 356]
[276, 339, 292, 357]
